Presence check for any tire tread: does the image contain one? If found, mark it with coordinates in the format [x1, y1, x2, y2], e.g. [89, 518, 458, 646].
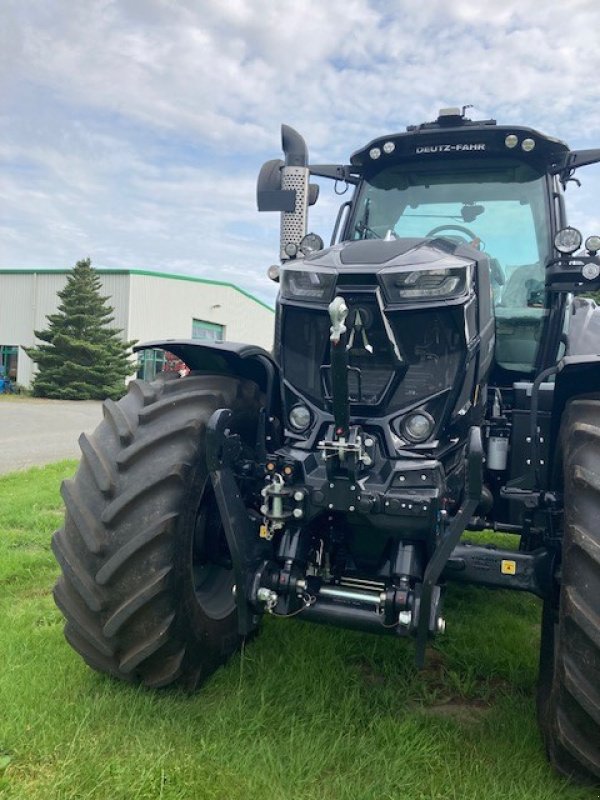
[539, 394, 600, 783]
[53, 373, 257, 688]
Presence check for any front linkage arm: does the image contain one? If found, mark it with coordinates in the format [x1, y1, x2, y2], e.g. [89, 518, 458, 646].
[415, 426, 484, 667]
[206, 408, 269, 636]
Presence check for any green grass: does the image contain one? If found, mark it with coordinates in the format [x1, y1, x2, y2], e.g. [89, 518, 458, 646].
[0, 464, 595, 799]
[0, 395, 31, 403]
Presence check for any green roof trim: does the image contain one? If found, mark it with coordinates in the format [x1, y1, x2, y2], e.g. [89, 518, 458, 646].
[0, 267, 275, 313]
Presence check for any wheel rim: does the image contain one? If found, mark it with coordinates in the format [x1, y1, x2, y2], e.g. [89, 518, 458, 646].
[191, 488, 236, 621]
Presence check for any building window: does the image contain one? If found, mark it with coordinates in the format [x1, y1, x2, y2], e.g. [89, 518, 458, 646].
[192, 319, 224, 342]
[0, 345, 18, 381]
[137, 348, 166, 381]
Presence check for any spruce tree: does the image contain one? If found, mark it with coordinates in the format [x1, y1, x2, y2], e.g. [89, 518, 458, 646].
[27, 259, 136, 400]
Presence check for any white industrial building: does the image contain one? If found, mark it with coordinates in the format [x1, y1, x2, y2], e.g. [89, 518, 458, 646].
[0, 268, 274, 389]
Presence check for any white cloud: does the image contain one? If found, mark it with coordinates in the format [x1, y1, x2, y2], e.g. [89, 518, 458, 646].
[2, 0, 600, 305]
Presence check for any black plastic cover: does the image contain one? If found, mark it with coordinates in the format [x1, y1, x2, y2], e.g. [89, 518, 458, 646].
[351, 122, 569, 177]
[339, 239, 422, 265]
[134, 340, 278, 396]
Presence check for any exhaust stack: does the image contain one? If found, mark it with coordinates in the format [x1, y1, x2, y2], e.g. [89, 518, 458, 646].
[279, 124, 310, 260]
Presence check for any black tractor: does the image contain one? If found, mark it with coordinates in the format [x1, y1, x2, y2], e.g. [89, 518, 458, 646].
[53, 108, 600, 783]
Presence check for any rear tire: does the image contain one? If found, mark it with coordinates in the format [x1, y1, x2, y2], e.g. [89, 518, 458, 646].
[52, 373, 261, 689]
[537, 395, 600, 783]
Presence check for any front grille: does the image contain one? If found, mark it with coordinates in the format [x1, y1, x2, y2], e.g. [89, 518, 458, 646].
[281, 293, 465, 414]
[321, 364, 394, 404]
[336, 292, 397, 404]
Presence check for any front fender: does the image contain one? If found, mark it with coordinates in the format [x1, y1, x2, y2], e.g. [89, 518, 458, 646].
[134, 339, 281, 416]
[553, 355, 600, 421]
[548, 355, 600, 485]
[546, 297, 600, 482]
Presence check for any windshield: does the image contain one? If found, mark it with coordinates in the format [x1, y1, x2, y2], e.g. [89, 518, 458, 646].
[351, 160, 552, 372]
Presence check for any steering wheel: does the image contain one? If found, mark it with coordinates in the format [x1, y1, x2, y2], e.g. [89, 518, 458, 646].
[426, 223, 505, 286]
[426, 223, 479, 243]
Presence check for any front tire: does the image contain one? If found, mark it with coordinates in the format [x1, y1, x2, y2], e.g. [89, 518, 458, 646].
[52, 373, 261, 689]
[538, 395, 600, 782]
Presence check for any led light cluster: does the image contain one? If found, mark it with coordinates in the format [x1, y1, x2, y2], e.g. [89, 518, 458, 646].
[281, 233, 324, 264]
[379, 265, 470, 303]
[370, 141, 396, 160]
[505, 134, 536, 151]
[280, 265, 337, 303]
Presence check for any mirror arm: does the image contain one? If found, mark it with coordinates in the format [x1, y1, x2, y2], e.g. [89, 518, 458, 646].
[309, 164, 361, 185]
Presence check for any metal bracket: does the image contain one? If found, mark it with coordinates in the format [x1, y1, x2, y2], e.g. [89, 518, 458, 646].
[443, 543, 554, 598]
[207, 408, 268, 637]
[415, 427, 483, 667]
[317, 428, 373, 467]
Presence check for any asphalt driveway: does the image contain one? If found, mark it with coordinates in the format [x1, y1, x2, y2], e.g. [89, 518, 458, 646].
[0, 398, 103, 475]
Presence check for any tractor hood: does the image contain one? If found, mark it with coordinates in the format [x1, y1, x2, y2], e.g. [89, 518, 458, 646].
[276, 237, 495, 438]
[309, 236, 471, 266]
[280, 237, 482, 310]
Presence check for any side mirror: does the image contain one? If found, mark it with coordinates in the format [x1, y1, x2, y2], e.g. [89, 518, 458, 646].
[257, 160, 319, 212]
[256, 159, 296, 212]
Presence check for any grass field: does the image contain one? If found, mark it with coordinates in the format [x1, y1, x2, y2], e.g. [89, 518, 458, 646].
[0, 462, 595, 799]
[0, 395, 30, 402]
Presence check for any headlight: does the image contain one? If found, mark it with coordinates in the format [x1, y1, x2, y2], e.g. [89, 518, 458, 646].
[267, 264, 280, 282]
[280, 265, 337, 303]
[582, 262, 600, 281]
[554, 226, 582, 255]
[288, 404, 312, 431]
[299, 232, 324, 257]
[585, 235, 600, 254]
[379, 265, 470, 303]
[401, 411, 435, 443]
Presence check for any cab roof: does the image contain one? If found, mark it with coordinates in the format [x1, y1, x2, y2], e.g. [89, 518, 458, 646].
[350, 108, 570, 176]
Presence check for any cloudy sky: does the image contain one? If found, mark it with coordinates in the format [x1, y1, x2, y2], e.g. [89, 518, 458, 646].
[3, 0, 600, 304]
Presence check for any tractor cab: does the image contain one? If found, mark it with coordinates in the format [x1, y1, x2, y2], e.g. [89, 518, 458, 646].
[349, 147, 553, 377]
[258, 107, 600, 386]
